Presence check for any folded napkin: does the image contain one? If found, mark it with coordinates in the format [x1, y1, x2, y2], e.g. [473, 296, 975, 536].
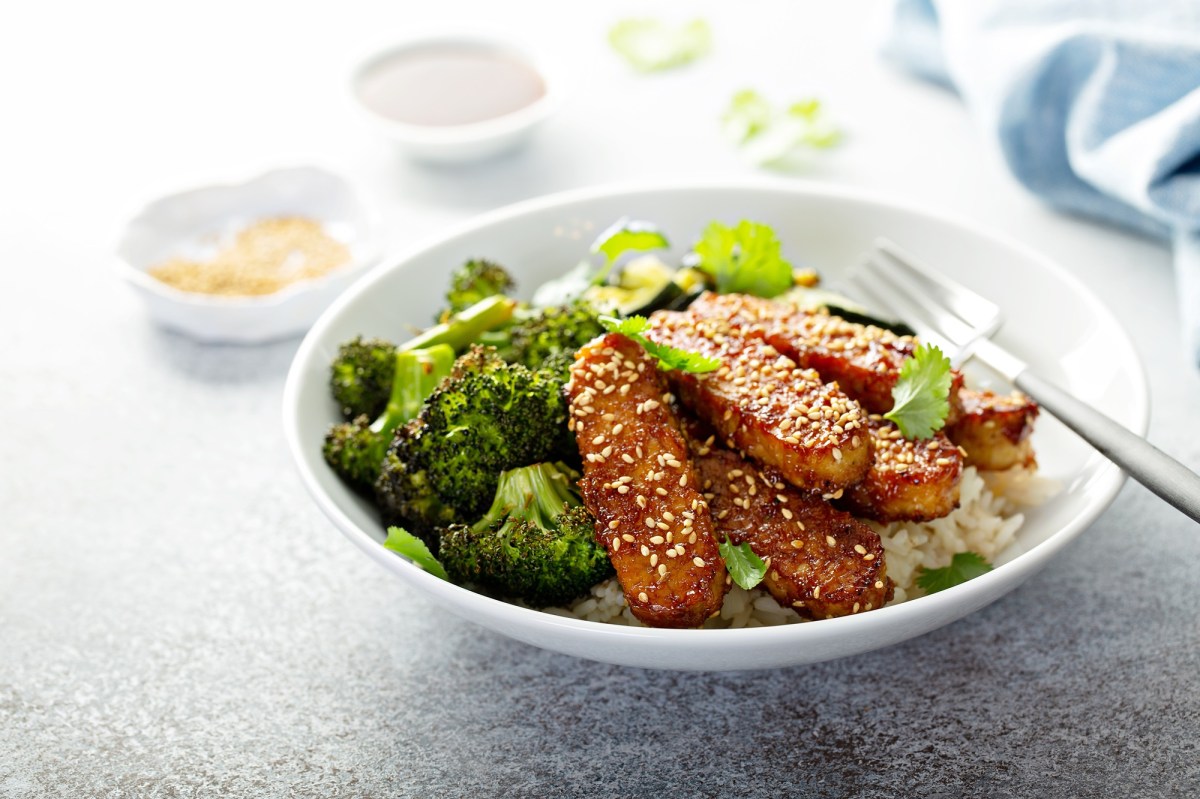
[883, 0, 1200, 365]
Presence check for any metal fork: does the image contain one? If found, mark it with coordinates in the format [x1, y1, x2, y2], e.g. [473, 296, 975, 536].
[843, 237, 1200, 525]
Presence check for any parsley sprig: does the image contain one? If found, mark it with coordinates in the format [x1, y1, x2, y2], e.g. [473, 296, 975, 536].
[915, 552, 993, 594]
[884, 343, 953, 439]
[718, 538, 768, 590]
[599, 315, 720, 374]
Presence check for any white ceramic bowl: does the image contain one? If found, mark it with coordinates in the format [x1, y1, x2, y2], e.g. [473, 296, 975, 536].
[117, 166, 379, 344]
[283, 181, 1148, 671]
[349, 31, 562, 164]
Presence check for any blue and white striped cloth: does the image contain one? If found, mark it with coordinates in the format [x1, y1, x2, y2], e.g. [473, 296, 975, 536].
[883, 0, 1200, 365]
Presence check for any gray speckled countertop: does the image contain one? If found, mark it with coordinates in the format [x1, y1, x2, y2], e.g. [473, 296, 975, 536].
[2, 2, 1198, 796]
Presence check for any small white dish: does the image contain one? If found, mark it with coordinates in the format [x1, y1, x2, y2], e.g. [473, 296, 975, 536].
[283, 180, 1148, 671]
[349, 31, 562, 164]
[116, 166, 379, 344]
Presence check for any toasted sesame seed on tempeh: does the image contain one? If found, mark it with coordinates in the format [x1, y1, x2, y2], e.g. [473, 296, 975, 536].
[686, 292, 966, 424]
[566, 333, 727, 628]
[835, 416, 963, 523]
[645, 308, 871, 492]
[686, 426, 892, 619]
[947, 389, 1039, 471]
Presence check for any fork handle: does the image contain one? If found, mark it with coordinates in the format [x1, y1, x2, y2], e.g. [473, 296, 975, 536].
[1013, 370, 1200, 524]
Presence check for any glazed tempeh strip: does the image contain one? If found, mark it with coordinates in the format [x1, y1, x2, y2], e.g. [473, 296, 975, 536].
[687, 292, 965, 423]
[566, 333, 727, 628]
[947, 389, 1039, 471]
[836, 416, 963, 523]
[645, 309, 871, 492]
[688, 431, 891, 619]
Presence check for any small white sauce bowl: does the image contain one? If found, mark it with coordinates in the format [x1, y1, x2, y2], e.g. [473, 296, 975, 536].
[349, 31, 563, 165]
[116, 166, 379, 344]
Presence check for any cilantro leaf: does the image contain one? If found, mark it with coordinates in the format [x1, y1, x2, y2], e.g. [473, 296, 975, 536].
[530, 218, 669, 307]
[693, 220, 793, 298]
[718, 538, 767, 590]
[599, 315, 720, 373]
[722, 89, 841, 168]
[915, 551, 993, 594]
[384, 526, 448, 580]
[590, 217, 671, 286]
[883, 343, 953, 439]
[608, 18, 711, 73]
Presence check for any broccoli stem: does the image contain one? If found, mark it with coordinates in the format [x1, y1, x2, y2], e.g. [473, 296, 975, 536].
[371, 344, 456, 441]
[474, 462, 581, 533]
[402, 295, 517, 354]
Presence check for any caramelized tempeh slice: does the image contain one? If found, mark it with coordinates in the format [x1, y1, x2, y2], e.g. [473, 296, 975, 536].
[687, 431, 891, 619]
[836, 416, 963, 522]
[566, 333, 727, 628]
[645, 310, 871, 492]
[947, 389, 1039, 471]
[688, 292, 965, 423]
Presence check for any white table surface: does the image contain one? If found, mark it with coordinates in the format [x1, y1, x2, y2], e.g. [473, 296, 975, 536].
[2, 2, 1197, 796]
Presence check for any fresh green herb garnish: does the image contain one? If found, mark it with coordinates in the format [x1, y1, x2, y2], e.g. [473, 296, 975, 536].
[590, 218, 671, 286]
[722, 89, 841, 168]
[384, 526, 448, 580]
[531, 218, 669, 307]
[599, 315, 720, 373]
[884, 343, 953, 439]
[608, 18, 711, 73]
[915, 551, 993, 594]
[693, 220, 793, 298]
[718, 538, 768, 590]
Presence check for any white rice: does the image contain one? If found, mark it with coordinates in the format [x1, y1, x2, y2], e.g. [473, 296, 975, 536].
[542, 466, 1058, 628]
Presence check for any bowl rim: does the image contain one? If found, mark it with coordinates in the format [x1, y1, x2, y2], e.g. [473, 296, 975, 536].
[114, 164, 379, 309]
[283, 177, 1148, 645]
[347, 27, 564, 146]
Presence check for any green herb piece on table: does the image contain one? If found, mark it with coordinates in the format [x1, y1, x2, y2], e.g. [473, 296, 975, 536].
[718, 538, 767, 590]
[884, 343, 953, 439]
[609, 18, 711, 73]
[384, 526, 449, 580]
[599, 315, 720, 373]
[722, 89, 841, 169]
[915, 551, 993, 594]
[693, 220, 793, 298]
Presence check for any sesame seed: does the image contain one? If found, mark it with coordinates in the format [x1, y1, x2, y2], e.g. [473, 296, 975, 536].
[692, 557, 706, 567]
[644, 518, 655, 529]
[612, 538, 620, 551]
[621, 453, 635, 464]
[854, 544, 867, 555]
[813, 586, 821, 599]
[638, 592, 648, 603]
[656, 522, 669, 531]
[650, 535, 664, 545]
[650, 553, 658, 567]
[874, 580, 884, 589]
[612, 423, 624, 435]
[662, 512, 675, 522]
[864, 553, 875, 561]
[781, 508, 794, 520]
[591, 435, 605, 445]
[617, 485, 630, 494]
[656, 487, 667, 496]
[826, 535, 837, 547]
[608, 520, 619, 529]
[790, 540, 804, 549]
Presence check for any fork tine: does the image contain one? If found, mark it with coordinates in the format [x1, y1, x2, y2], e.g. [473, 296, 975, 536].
[858, 254, 975, 358]
[874, 238, 1002, 336]
[843, 263, 960, 354]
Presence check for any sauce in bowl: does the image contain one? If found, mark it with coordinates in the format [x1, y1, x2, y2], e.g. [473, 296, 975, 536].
[356, 46, 547, 127]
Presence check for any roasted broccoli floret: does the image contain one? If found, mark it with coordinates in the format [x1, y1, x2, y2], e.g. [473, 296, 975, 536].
[502, 300, 605, 379]
[323, 345, 455, 493]
[439, 462, 613, 607]
[330, 336, 398, 419]
[442, 259, 516, 319]
[375, 347, 572, 541]
[329, 296, 518, 420]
